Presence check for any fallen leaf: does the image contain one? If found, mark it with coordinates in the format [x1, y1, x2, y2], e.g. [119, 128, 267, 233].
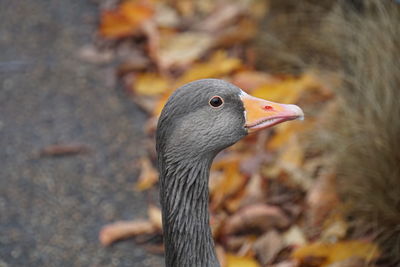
[39, 144, 90, 157]
[177, 50, 242, 86]
[225, 235, 257, 252]
[278, 136, 304, 170]
[292, 241, 380, 266]
[193, 4, 243, 32]
[135, 157, 159, 191]
[143, 243, 165, 255]
[133, 72, 171, 96]
[326, 257, 366, 267]
[321, 216, 348, 242]
[158, 32, 214, 69]
[254, 230, 284, 265]
[283, 225, 307, 247]
[117, 45, 151, 74]
[141, 20, 160, 64]
[99, 220, 156, 246]
[152, 91, 173, 116]
[223, 204, 290, 235]
[175, 0, 195, 17]
[226, 253, 260, 267]
[210, 154, 248, 210]
[251, 73, 320, 104]
[154, 3, 180, 28]
[148, 204, 162, 230]
[78, 45, 114, 64]
[216, 18, 258, 47]
[230, 174, 267, 211]
[99, 1, 155, 39]
[210, 212, 228, 238]
[216, 245, 227, 267]
[270, 260, 299, 267]
[306, 172, 338, 228]
[267, 119, 316, 150]
[232, 71, 277, 92]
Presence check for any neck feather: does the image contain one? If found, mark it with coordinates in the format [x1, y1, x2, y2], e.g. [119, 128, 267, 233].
[159, 156, 220, 267]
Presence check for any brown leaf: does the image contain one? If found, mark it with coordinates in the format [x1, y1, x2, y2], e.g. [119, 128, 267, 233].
[321, 216, 348, 241]
[78, 45, 114, 64]
[135, 157, 159, 191]
[306, 172, 339, 228]
[267, 119, 316, 151]
[99, 1, 154, 39]
[148, 204, 162, 230]
[210, 154, 248, 210]
[223, 204, 290, 235]
[270, 260, 299, 267]
[254, 230, 284, 265]
[232, 71, 277, 92]
[39, 144, 90, 157]
[132, 72, 171, 96]
[326, 257, 367, 267]
[225, 235, 257, 252]
[225, 253, 260, 267]
[283, 226, 307, 248]
[251, 73, 319, 104]
[99, 220, 156, 246]
[278, 135, 304, 170]
[154, 3, 180, 28]
[216, 245, 227, 267]
[193, 4, 243, 32]
[141, 20, 160, 65]
[176, 50, 242, 86]
[231, 174, 267, 211]
[143, 243, 165, 255]
[158, 32, 214, 69]
[292, 241, 380, 267]
[215, 18, 258, 47]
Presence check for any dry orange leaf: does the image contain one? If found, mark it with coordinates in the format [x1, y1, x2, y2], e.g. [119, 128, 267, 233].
[148, 204, 162, 230]
[216, 18, 258, 47]
[251, 73, 319, 104]
[153, 92, 173, 116]
[133, 73, 171, 96]
[223, 204, 290, 235]
[158, 32, 214, 69]
[306, 172, 339, 228]
[99, 1, 154, 38]
[254, 230, 284, 265]
[267, 119, 315, 150]
[135, 157, 159, 191]
[226, 253, 260, 267]
[232, 71, 277, 92]
[292, 241, 380, 266]
[278, 136, 304, 170]
[177, 50, 242, 86]
[99, 220, 156, 246]
[210, 154, 247, 209]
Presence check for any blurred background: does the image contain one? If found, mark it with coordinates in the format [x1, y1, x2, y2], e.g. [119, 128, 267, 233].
[1, 0, 399, 266]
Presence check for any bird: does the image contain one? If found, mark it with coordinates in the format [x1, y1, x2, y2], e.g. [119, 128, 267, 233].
[156, 79, 304, 267]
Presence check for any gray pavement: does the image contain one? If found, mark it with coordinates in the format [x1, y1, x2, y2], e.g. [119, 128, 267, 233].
[0, 0, 163, 266]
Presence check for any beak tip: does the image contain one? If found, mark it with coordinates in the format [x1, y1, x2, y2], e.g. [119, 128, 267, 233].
[287, 104, 305, 121]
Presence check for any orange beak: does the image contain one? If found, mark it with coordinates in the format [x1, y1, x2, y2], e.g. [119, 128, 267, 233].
[240, 92, 304, 133]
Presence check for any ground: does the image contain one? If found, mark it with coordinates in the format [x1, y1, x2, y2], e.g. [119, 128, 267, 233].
[0, 1, 163, 266]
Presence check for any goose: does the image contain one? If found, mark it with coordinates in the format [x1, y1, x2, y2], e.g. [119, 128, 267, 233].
[156, 79, 304, 267]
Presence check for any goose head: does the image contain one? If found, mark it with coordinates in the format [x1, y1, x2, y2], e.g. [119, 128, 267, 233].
[156, 78, 304, 161]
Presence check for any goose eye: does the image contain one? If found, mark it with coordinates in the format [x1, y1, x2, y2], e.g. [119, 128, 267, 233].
[209, 96, 224, 108]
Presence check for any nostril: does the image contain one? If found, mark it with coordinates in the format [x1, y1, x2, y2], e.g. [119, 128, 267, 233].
[263, 105, 273, 111]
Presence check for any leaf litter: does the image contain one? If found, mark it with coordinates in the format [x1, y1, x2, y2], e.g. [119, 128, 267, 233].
[91, 0, 381, 266]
